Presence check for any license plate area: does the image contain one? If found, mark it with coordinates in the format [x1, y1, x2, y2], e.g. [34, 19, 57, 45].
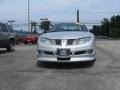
[57, 57, 71, 61]
[56, 49, 70, 56]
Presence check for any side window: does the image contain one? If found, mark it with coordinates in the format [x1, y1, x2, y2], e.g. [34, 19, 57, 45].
[1, 24, 8, 32]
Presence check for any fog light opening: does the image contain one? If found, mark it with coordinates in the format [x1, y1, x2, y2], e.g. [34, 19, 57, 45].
[87, 49, 94, 54]
[37, 50, 44, 54]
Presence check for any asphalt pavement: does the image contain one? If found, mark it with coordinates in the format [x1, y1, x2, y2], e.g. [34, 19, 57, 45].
[0, 40, 120, 90]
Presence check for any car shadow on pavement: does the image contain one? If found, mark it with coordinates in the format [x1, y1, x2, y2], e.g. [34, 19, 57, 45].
[0, 50, 16, 54]
[0, 50, 8, 54]
[37, 62, 94, 69]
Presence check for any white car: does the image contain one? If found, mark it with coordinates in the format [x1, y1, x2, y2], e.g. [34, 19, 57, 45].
[37, 23, 96, 64]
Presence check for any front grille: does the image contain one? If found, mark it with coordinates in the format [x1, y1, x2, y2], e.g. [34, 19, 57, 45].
[55, 39, 61, 45]
[67, 39, 74, 45]
[50, 39, 76, 46]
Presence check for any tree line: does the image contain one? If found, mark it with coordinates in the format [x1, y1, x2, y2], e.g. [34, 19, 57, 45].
[91, 15, 120, 38]
[30, 19, 51, 34]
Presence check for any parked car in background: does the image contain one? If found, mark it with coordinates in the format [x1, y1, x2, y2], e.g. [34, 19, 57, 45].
[16, 34, 24, 44]
[0, 23, 16, 52]
[37, 22, 96, 65]
[23, 34, 38, 44]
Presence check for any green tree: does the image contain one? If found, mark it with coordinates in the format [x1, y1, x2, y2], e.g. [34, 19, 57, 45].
[40, 20, 51, 33]
[31, 21, 37, 34]
[92, 25, 101, 36]
[110, 15, 120, 29]
[101, 18, 110, 37]
[111, 28, 120, 38]
[92, 15, 120, 38]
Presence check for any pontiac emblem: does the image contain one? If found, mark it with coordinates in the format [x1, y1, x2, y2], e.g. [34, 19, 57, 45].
[62, 40, 67, 47]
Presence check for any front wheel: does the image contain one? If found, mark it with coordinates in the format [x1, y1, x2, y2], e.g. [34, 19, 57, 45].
[16, 40, 19, 45]
[36, 61, 41, 67]
[7, 40, 15, 52]
[87, 59, 96, 67]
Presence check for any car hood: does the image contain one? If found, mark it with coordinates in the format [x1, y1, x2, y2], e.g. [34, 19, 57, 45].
[40, 31, 92, 39]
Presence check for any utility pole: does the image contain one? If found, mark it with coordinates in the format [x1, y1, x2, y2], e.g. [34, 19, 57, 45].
[8, 20, 15, 28]
[28, 0, 30, 32]
[31, 21, 37, 33]
[109, 23, 112, 39]
[77, 10, 80, 23]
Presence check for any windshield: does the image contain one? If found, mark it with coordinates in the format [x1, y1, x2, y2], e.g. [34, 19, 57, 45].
[49, 23, 88, 32]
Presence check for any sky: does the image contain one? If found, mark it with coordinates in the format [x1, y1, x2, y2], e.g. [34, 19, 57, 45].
[0, 0, 120, 30]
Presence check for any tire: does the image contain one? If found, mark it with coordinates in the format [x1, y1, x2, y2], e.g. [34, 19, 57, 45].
[16, 40, 19, 45]
[88, 59, 96, 67]
[36, 61, 45, 67]
[24, 42, 27, 45]
[36, 61, 41, 67]
[7, 40, 15, 52]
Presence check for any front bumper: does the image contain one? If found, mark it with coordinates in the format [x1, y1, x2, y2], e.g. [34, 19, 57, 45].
[37, 41, 96, 63]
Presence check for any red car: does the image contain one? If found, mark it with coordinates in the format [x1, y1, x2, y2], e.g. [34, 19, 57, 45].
[16, 34, 24, 44]
[23, 34, 38, 44]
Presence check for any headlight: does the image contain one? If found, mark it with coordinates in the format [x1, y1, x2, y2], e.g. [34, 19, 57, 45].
[77, 37, 91, 44]
[40, 37, 51, 44]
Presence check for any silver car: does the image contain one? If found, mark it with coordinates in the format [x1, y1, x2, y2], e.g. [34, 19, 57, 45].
[37, 23, 96, 64]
